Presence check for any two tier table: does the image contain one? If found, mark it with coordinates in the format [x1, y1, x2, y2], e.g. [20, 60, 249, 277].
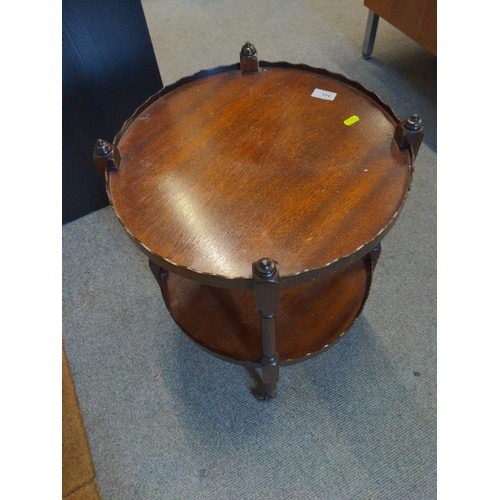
[94, 43, 423, 400]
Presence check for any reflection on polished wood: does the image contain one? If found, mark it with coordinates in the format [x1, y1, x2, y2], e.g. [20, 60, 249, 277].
[110, 67, 411, 283]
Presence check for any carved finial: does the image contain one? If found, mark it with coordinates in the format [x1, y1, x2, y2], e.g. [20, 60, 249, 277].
[93, 138, 120, 180]
[240, 41, 259, 74]
[257, 258, 276, 276]
[394, 114, 424, 161]
[95, 138, 112, 156]
[241, 41, 257, 57]
[255, 258, 277, 278]
[403, 114, 423, 132]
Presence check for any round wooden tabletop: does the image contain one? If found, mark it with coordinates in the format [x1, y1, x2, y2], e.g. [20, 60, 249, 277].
[109, 64, 411, 286]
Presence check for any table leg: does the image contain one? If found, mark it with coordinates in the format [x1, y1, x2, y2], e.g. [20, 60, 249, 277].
[362, 10, 379, 59]
[368, 243, 381, 274]
[149, 258, 168, 286]
[253, 258, 281, 400]
[259, 310, 279, 400]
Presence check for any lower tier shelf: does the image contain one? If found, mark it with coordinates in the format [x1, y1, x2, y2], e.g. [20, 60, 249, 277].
[151, 256, 373, 366]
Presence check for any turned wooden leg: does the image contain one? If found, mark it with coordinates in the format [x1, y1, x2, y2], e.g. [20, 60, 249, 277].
[253, 258, 280, 400]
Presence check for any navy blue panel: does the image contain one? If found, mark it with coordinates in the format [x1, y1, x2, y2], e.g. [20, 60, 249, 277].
[62, 0, 163, 224]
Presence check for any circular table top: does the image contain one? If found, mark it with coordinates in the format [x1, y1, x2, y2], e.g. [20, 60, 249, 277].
[109, 64, 411, 286]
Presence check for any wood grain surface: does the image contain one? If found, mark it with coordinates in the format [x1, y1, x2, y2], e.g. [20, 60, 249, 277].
[110, 67, 411, 281]
[365, 0, 437, 55]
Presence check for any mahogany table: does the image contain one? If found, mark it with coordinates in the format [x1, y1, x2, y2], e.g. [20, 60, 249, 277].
[94, 43, 423, 400]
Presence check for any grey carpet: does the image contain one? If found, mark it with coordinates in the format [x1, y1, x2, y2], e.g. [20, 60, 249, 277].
[63, 1, 436, 498]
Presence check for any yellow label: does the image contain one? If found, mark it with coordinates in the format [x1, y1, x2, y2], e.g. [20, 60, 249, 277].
[344, 115, 360, 126]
